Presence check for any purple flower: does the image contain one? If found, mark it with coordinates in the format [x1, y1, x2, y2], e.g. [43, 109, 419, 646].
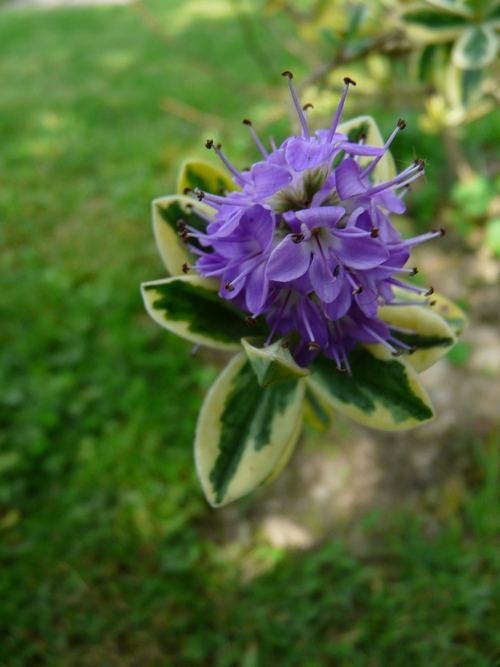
[184, 72, 445, 373]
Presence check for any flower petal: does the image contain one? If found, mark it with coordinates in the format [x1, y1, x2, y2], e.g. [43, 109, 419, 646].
[266, 236, 312, 282]
[240, 204, 275, 252]
[250, 162, 292, 199]
[333, 228, 390, 269]
[295, 206, 346, 230]
[322, 277, 352, 320]
[245, 260, 270, 314]
[285, 137, 336, 172]
[309, 254, 343, 303]
[335, 158, 368, 199]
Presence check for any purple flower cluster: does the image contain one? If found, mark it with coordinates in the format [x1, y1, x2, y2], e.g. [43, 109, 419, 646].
[182, 73, 443, 372]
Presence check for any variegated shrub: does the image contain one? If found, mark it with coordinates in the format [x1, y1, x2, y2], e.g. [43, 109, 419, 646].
[142, 74, 466, 507]
[401, 0, 500, 110]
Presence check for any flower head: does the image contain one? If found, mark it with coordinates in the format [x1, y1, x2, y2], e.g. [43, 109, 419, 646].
[184, 72, 444, 372]
[142, 72, 466, 507]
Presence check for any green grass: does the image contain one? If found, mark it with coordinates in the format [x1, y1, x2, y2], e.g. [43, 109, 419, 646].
[1, 3, 500, 665]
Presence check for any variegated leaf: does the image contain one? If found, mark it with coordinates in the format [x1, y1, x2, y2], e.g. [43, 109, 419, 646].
[424, 0, 472, 17]
[378, 303, 457, 371]
[452, 24, 499, 70]
[401, 8, 469, 43]
[303, 388, 333, 433]
[152, 194, 214, 276]
[177, 158, 238, 196]
[485, 2, 500, 27]
[391, 286, 468, 335]
[195, 353, 305, 506]
[338, 115, 396, 183]
[141, 275, 267, 350]
[260, 414, 303, 486]
[307, 345, 435, 431]
[417, 44, 441, 82]
[241, 337, 311, 387]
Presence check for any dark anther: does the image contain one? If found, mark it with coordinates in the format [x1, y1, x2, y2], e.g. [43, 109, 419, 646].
[245, 316, 257, 328]
[370, 227, 379, 238]
[432, 227, 446, 237]
[353, 285, 363, 295]
[391, 350, 403, 357]
[301, 199, 310, 208]
[359, 132, 366, 141]
[243, 119, 252, 126]
[409, 346, 417, 355]
[196, 191, 205, 201]
[397, 118, 407, 130]
[178, 229, 188, 239]
[335, 365, 347, 374]
[177, 219, 186, 230]
[281, 70, 293, 79]
[333, 265, 340, 278]
[183, 187, 192, 195]
[225, 282, 235, 292]
[344, 76, 357, 86]
[205, 139, 214, 149]
[216, 143, 222, 150]
[302, 103, 314, 111]
[410, 267, 418, 276]
[309, 341, 321, 351]
[185, 203, 193, 211]
[417, 159, 426, 171]
[182, 263, 190, 274]
[428, 299, 437, 306]
[281, 341, 290, 349]
[425, 286, 434, 297]
[291, 233, 305, 244]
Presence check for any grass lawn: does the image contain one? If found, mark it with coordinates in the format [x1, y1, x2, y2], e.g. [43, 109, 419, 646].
[1, 2, 500, 665]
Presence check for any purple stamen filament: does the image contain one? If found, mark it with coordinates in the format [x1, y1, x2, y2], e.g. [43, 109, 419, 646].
[282, 71, 310, 140]
[265, 290, 292, 347]
[326, 78, 355, 143]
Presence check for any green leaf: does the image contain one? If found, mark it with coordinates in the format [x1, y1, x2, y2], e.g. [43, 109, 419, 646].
[241, 337, 311, 387]
[177, 158, 238, 196]
[141, 275, 267, 350]
[259, 413, 304, 486]
[303, 388, 333, 432]
[307, 345, 435, 431]
[446, 340, 471, 366]
[195, 354, 305, 506]
[378, 303, 458, 372]
[452, 24, 499, 70]
[346, 2, 368, 35]
[152, 194, 213, 276]
[338, 115, 396, 184]
[424, 0, 473, 16]
[391, 287, 468, 335]
[418, 44, 441, 82]
[485, 2, 500, 26]
[401, 9, 469, 31]
[485, 218, 500, 256]
[451, 174, 493, 217]
[459, 68, 483, 106]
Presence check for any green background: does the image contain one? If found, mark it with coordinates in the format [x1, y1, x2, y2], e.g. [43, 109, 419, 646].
[1, 1, 500, 664]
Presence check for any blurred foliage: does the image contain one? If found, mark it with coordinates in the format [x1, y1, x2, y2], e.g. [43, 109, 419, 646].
[0, 0, 499, 664]
[262, 0, 500, 135]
